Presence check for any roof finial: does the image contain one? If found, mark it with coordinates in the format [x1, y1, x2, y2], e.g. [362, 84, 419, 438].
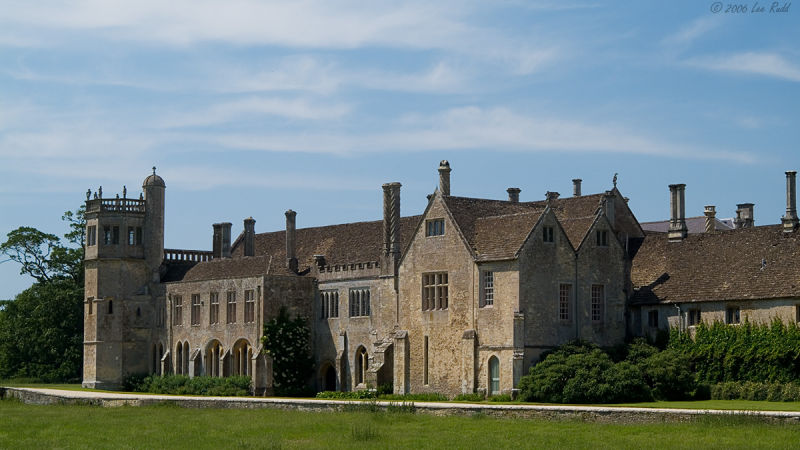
[123, 185, 127, 198]
[613, 173, 618, 188]
[152, 166, 157, 176]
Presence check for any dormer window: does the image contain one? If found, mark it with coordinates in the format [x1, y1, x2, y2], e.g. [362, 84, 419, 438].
[426, 219, 445, 236]
[596, 230, 608, 247]
[543, 226, 554, 243]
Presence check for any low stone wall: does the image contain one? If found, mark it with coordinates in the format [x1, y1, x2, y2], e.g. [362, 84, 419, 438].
[3, 387, 800, 424]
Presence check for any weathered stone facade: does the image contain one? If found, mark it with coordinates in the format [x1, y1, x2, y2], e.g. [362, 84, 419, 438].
[83, 164, 800, 397]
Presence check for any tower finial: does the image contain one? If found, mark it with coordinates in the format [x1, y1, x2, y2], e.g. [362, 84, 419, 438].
[152, 166, 157, 176]
[613, 173, 618, 188]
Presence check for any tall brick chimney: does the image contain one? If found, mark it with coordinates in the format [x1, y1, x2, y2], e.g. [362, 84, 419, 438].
[382, 182, 401, 276]
[438, 160, 451, 196]
[507, 187, 521, 203]
[243, 217, 256, 257]
[782, 170, 798, 233]
[704, 205, 716, 233]
[285, 210, 297, 272]
[572, 179, 582, 197]
[668, 184, 687, 242]
[734, 203, 754, 229]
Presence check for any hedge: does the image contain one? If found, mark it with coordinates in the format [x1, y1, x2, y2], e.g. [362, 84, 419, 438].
[669, 319, 800, 384]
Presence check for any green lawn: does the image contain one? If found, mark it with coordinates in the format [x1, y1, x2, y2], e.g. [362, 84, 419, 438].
[1, 398, 800, 449]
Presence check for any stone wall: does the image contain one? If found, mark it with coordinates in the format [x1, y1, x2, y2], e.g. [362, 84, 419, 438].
[397, 194, 477, 395]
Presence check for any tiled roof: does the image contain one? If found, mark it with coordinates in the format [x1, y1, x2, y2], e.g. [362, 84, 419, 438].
[640, 216, 734, 234]
[164, 255, 272, 283]
[473, 211, 543, 261]
[631, 226, 800, 304]
[231, 215, 422, 270]
[165, 216, 422, 282]
[444, 193, 605, 259]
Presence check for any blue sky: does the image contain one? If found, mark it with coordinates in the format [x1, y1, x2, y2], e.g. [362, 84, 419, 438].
[1, 1, 798, 299]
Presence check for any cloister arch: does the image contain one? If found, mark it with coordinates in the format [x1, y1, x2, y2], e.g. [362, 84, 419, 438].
[232, 339, 252, 376]
[205, 340, 222, 377]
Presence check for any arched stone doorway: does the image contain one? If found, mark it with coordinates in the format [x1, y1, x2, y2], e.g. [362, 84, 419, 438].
[232, 339, 252, 376]
[320, 363, 337, 391]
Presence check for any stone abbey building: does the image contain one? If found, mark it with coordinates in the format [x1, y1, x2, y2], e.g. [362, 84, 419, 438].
[82, 162, 800, 396]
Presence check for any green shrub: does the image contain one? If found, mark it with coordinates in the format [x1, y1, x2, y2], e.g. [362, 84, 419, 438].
[378, 392, 448, 402]
[453, 392, 485, 402]
[487, 394, 512, 402]
[315, 390, 376, 400]
[518, 343, 652, 404]
[710, 381, 800, 402]
[634, 348, 695, 401]
[135, 375, 251, 396]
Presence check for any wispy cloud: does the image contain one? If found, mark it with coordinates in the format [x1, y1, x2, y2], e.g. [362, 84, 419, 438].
[662, 16, 720, 48]
[686, 52, 800, 82]
[205, 106, 758, 163]
[158, 97, 352, 128]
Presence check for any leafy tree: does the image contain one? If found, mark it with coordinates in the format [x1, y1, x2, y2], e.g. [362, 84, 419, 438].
[0, 206, 85, 284]
[261, 306, 314, 396]
[0, 279, 83, 381]
[0, 207, 85, 382]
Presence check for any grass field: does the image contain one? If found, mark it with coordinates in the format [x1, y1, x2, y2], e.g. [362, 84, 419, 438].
[1, 398, 800, 449]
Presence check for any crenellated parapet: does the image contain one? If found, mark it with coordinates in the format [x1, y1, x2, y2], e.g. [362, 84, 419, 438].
[316, 260, 381, 281]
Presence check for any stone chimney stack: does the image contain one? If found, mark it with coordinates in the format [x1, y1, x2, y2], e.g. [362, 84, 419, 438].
[734, 203, 754, 229]
[604, 191, 615, 227]
[382, 182, 402, 276]
[704, 205, 716, 233]
[243, 217, 256, 257]
[782, 170, 799, 233]
[212, 222, 232, 258]
[285, 210, 298, 272]
[212, 223, 222, 259]
[507, 187, 521, 203]
[572, 179, 582, 197]
[668, 184, 688, 241]
[217, 222, 232, 258]
[438, 160, 451, 196]
[546, 191, 560, 202]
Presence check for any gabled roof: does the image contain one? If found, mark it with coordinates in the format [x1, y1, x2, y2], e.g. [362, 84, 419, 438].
[640, 216, 734, 234]
[631, 226, 800, 304]
[443, 193, 606, 260]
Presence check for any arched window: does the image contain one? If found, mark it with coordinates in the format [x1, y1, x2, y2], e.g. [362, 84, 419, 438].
[355, 346, 368, 386]
[488, 356, 500, 396]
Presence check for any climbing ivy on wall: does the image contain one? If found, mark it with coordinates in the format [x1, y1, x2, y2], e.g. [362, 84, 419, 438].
[261, 306, 314, 396]
[669, 319, 800, 384]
